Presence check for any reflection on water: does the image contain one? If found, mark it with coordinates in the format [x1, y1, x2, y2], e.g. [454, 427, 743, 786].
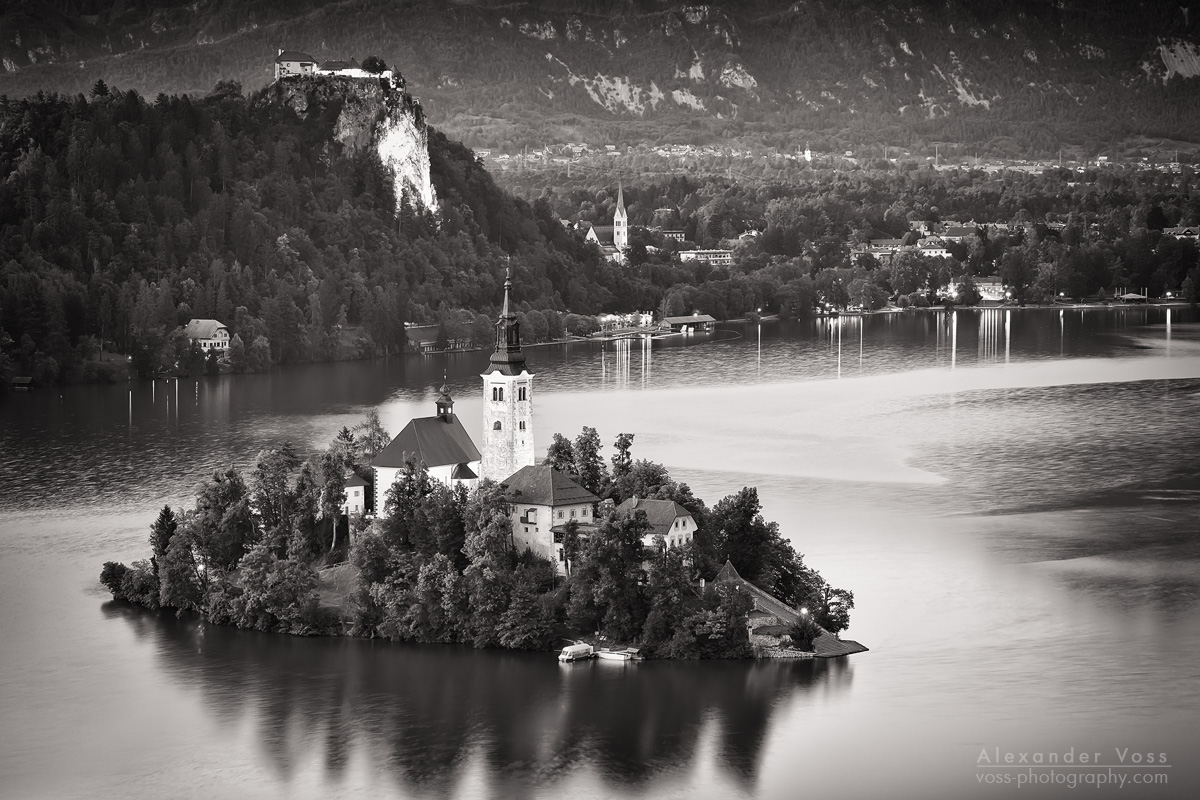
[3, 307, 1200, 799]
[102, 602, 850, 796]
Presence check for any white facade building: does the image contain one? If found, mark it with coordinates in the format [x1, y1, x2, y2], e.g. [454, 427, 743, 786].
[480, 271, 536, 482]
[183, 319, 230, 351]
[505, 465, 599, 571]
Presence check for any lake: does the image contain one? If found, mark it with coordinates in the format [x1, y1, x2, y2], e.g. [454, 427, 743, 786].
[1, 306, 1198, 799]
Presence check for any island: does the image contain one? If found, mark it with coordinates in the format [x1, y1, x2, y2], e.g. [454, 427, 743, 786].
[101, 273, 863, 660]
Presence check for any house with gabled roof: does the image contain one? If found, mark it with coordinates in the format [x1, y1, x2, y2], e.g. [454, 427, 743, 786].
[714, 561, 868, 659]
[371, 381, 480, 506]
[615, 496, 696, 551]
[274, 49, 318, 79]
[503, 464, 598, 571]
[182, 319, 230, 352]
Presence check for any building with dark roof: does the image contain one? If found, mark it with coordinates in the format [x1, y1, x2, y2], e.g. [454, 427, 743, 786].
[615, 497, 696, 550]
[714, 561, 868, 658]
[343, 472, 368, 515]
[182, 319, 230, 351]
[504, 465, 598, 571]
[663, 314, 717, 332]
[274, 49, 317, 79]
[371, 382, 481, 502]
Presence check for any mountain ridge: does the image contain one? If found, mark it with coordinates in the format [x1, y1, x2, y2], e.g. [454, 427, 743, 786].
[2, 1, 1199, 156]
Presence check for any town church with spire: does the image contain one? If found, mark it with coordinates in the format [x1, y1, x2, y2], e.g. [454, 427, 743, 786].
[584, 183, 628, 263]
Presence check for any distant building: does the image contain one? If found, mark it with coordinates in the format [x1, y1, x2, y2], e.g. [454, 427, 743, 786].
[371, 383, 481, 501]
[917, 239, 951, 258]
[663, 314, 717, 332]
[182, 319, 230, 352]
[1164, 226, 1200, 242]
[615, 497, 696, 550]
[274, 49, 317, 79]
[975, 276, 1006, 302]
[940, 225, 980, 243]
[504, 465, 599, 572]
[318, 58, 360, 72]
[678, 249, 733, 266]
[660, 229, 687, 242]
[343, 473, 368, 515]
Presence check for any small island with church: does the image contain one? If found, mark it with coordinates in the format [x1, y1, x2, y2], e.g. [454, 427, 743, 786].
[100, 272, 864, 660]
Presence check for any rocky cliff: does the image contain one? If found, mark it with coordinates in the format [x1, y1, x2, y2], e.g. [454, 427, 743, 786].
[259, 71, 436, 213]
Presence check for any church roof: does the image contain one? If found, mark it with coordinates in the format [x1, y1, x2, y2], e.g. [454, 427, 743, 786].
[615, 497, 693, 537]
[371, 414, 481, 469]
[502, 465, 598, 507]
[588, 224, 616, 245]
[183, 319, 228, 339]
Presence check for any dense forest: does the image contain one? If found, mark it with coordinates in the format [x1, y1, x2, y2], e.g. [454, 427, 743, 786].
[0, 81, 625, 386]
[100, 423, 853, 657]
[4, 80, 1199, 389]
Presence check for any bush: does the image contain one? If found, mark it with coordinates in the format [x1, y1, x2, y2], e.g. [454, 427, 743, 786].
[100, 562, 129, 596]
[788, 615, 821, 651]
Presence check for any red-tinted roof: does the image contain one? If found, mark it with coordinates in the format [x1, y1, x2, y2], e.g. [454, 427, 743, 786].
[371, 415, 481, 469]
[503, 465, 598, 507]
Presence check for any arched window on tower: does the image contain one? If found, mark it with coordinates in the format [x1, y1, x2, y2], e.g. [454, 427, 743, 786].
[518, 386, 527, 401]
[493, 421, 502, 430]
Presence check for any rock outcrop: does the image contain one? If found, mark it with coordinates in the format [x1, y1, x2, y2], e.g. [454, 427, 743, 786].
[259, 71, 436, 213]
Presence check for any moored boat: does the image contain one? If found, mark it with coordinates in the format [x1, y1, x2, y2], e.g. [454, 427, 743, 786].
[558, 643, 595, 662]
[596, 648, 643, 662]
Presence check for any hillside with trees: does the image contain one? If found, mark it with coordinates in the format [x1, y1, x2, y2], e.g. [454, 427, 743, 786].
[2, 1, 1199, 158]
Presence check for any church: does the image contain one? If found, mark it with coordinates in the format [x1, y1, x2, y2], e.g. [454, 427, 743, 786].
[370, 270, 597, 571]
[584, 183, 628, 263]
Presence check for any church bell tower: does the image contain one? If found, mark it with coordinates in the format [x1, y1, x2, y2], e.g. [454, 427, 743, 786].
[613, 182, 628, 251]
[480, 269, 535, 482]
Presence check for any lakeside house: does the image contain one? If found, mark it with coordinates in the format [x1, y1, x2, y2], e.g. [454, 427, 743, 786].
[663, 314, 717, 333]
[503, 465, 599, 571]
[370, 381, 481, 501]
[1164, 226, 1199, 242]
[715, 561, 868, 659]
[183, 319, 230, 352]
[615, 497, 696, 550]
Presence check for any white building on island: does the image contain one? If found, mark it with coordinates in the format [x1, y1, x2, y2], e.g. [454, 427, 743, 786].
[504, 465, 599, 570]
[479, 270, 536, 482]
[370, 382, 481, 503]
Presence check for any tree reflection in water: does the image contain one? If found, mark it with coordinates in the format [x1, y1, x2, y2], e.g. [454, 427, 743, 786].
[103, 602, 854, 796]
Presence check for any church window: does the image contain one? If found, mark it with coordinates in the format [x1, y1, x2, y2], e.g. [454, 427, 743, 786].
[674, 520, 679, 529]
[682, 519, 688, 528]
[492, 387, 498, 401]
[498, 387, 504, 401]
[519, 421, 526, 431]
[493, 421, 502, 430]
[518, 387, 527, 401]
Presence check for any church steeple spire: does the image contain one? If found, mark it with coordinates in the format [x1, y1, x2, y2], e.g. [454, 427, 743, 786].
[488, 268, 526, 375]
[613, 182, 628, 251]
[435, 372, 454, 420]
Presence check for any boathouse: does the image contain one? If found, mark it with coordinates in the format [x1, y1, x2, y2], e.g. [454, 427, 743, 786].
[714, 561, 868, 658]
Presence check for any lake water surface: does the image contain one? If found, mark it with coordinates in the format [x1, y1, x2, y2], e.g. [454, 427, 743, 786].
[2, 307, 1198, 799]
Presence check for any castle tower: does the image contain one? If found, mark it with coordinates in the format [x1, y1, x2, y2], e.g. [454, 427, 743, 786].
[613, 181, 628, 251]
[480, 270, 535, 482]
